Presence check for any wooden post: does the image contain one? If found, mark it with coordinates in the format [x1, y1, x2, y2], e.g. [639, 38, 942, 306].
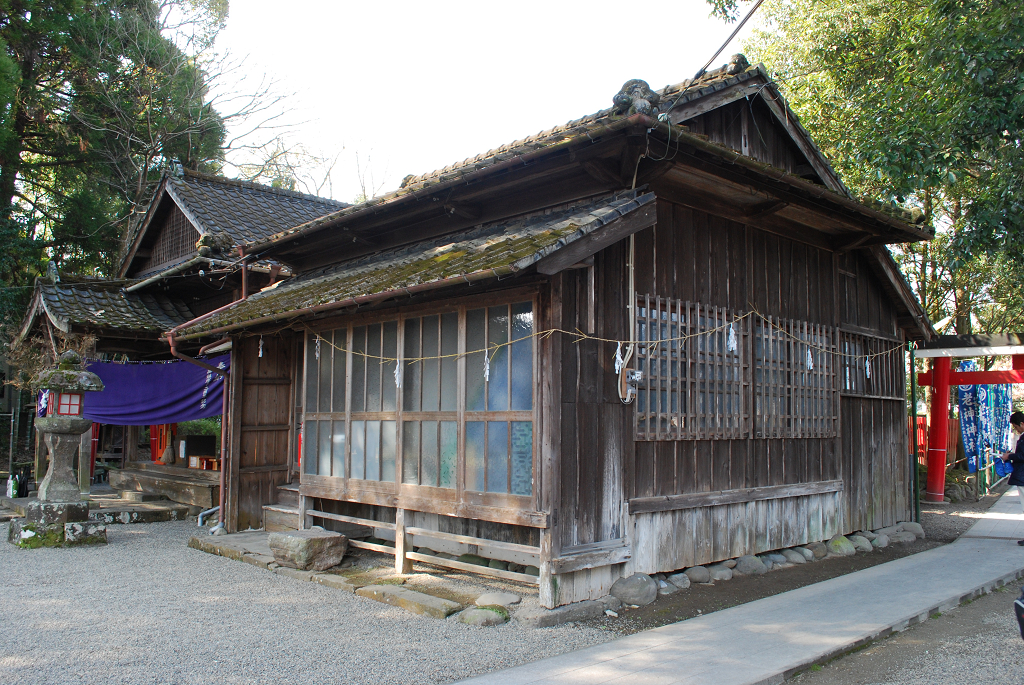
[78, 424, 93, 496]
[298, 493, 311, 530]
[394, 507, 413, 574]
[925, 357, 951, 503]
[125, 425, 139, 462]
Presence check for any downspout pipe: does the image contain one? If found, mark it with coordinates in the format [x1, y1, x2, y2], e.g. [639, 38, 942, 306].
[168, 331, 228, 377]
[212, 353, 230, 535]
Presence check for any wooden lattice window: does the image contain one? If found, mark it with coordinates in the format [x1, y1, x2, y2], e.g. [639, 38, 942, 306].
[753, 317, 838, 438]
[139, 205, 199, 273]
[840, 331, 904, 400]
[634, 296, 749, 440]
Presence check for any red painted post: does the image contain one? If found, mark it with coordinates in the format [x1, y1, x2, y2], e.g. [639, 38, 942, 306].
[925, 357, 951, 502]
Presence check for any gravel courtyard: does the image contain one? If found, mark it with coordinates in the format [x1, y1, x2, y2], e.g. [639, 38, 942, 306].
[0, 521, 610, 685]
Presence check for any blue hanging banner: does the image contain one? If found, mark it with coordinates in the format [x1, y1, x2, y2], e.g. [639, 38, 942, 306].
[993, 384, 1014, 478]
[82, 355, 230, 425]
[957, 359, 1013, 475]
[958, 360, 981, 472]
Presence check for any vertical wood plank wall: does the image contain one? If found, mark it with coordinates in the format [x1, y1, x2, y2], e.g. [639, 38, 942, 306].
[228, 334, 294, 531]
[550, 199, 910, 603]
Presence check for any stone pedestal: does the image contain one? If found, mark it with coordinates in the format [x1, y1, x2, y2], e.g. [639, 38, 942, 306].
[25, 500, 90, 525]
[35, 415, 92, 503]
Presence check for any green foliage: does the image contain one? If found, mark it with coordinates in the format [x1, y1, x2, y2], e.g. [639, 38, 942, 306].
[0, 0, 229, 324]
[741, 0, 1024, 335]
[178, 417, 220, 446]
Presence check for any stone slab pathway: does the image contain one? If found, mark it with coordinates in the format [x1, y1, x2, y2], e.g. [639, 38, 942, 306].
[456, 490, 1024, 685]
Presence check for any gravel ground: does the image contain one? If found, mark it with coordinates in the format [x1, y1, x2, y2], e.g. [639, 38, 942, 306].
[0, 521, 611, 685]
[919, 482, 1010, 543]
[790, 586, 1024, 684]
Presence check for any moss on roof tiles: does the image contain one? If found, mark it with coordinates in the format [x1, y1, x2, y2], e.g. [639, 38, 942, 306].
[178, 193, 652, 336]
[39, 280, 194, 332]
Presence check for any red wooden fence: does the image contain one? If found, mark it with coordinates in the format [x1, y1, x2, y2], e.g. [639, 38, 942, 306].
[909, 417, 960, 467]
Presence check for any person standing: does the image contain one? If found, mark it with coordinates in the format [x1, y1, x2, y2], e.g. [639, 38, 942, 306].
[1000, 411, 1024, 544]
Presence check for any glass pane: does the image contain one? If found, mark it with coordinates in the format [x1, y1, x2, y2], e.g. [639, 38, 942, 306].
[332, 329, 347, 413]
[332, 420, 346, 478]
[402, 421, 419, 484]
[382, 321, 398, 412]
[487, 307, 509, 410]
[403, 319, 421, 411]
[511, 422, 533, 496]
[318, 420, 331, 477]
[303, 421, 318, 475]
[465, 421, 485, 491]
[421, 421, 439, 487]
[440, 421, 457, 489]
[422, 315, 440, 412]
[366, 324, 382, 412]
[440, 312, 458, 411]
[510, 302, 533, 410]
[365, 420, 381, 481]
[305, 335, 319, 412]
[318, 332, 332, 414]
[381, 420, 396, 482]
[487, 421, 509, 493]
[351, 327, 366, 412]
[351, 420, 365, 479]
[466, 309, 486, 411]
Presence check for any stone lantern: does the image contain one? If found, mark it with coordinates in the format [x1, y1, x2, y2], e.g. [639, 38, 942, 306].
[8, 351, 107, 547]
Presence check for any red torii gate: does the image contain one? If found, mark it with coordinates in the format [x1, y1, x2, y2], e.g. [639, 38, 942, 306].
[916, 334, 1024, 502]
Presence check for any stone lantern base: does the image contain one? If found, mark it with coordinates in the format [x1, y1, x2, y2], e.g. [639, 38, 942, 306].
[8, 518, 107, 548]
[7, 495, 107, 548]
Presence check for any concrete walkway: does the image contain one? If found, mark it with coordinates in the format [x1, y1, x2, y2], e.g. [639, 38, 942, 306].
[458, 491, 1024, 685]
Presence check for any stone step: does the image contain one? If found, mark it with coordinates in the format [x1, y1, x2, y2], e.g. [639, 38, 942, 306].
[263, 504, 299, 532]
[124, 461, 220, 483]
[108, 467, 218, 509]
[354, 585, 462, 619]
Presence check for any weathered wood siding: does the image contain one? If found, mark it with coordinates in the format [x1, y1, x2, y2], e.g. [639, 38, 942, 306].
[686, 98, 810, 176]
[837, 250, 909, 532]
[550, 199, 910, 603]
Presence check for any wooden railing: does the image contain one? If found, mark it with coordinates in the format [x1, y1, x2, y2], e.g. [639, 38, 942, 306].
[306, 508, 541, 585]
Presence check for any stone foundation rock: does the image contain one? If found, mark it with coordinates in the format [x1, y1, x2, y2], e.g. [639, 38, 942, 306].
[268, 529, 348, 571]
[65, 522, 107, 545]
[609, 573, 657, 606]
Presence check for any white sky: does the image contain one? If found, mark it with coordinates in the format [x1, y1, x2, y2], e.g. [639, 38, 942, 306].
[214, 0, 759, 203]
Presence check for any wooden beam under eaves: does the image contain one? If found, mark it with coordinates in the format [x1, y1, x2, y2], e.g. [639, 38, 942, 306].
[667, 80, 765, 124]
[534, 200, 657, 275]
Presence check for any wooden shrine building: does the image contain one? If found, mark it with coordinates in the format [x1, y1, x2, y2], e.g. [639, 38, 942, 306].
[168, 56, 935, 608]
[17, 171, 345, 504]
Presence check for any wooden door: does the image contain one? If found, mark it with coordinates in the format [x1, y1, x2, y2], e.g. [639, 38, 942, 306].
[228, 334, 295, 531]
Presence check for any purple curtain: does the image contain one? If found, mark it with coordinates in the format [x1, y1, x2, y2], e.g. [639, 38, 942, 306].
[82, 355, 229, 425]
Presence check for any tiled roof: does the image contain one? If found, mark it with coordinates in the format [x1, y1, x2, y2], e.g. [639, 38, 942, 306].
[168, 170, 349, 245]
[245, 57, 919, 252]
[177, 192, 654, 338]
[38, 280, 194, 333]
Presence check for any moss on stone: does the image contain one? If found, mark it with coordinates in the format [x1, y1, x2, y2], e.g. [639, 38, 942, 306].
[14, 523, 65, 549]
[476, 604, 510, 621]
